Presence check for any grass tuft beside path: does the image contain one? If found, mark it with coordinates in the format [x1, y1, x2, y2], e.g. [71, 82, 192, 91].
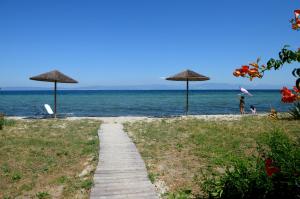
[125, 116, 300, 198]
[0, 119, 100, 199]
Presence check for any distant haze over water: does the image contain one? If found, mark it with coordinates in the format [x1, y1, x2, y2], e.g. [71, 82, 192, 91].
[0, 82, 293, 91]
[0, 90, 291, 117]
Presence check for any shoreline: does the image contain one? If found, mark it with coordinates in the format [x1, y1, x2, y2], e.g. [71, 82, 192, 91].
[7, 113, 268, 123]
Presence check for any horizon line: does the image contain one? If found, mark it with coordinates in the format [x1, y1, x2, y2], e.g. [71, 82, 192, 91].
[0, 88, 282, 91]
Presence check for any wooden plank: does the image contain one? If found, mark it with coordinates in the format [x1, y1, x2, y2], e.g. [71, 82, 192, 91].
[90, 123, 158, 199]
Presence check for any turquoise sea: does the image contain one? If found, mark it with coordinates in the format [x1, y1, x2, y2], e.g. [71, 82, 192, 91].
[0, 90, 292, 117]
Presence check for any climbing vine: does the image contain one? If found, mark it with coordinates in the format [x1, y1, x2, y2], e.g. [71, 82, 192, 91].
[233, 10, 300, 103]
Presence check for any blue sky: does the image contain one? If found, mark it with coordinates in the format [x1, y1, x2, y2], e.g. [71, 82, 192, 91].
[0, 0, 299, 89]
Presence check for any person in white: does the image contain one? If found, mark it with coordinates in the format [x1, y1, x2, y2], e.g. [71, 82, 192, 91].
[250, 105, 257, 114]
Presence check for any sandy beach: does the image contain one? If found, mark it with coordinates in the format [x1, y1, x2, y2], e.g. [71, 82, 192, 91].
[8, 114, 267, 123]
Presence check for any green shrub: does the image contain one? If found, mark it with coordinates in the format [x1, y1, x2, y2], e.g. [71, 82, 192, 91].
[202, 130, 300, 199]
[289, 102, 300, 119]
[203, 159, 271, 199]
[259, 130, 300, 198]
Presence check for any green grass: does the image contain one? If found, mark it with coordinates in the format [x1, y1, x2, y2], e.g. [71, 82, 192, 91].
[0, 119, 100, 199]
[80, 179, 94, 189]
[124, 116, 300, 197]
[36, 191, 51, 199]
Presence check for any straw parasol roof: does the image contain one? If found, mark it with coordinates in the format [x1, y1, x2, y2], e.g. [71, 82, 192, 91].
[30, 70, 78, 83]
[166, 69, 210, 81]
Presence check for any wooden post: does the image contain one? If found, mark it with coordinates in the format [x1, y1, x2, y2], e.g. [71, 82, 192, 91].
[54, 81, 57, 118]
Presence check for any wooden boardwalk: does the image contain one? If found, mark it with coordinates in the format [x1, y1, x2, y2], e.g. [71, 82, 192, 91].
[90, 123, 158, 199]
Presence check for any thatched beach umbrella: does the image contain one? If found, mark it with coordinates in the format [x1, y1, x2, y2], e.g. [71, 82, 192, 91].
[166, 69, 210, 115]
[30, 70, 78, 118]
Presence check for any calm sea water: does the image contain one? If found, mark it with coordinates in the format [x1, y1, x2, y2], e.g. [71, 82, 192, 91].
[0, 90, 292, 117]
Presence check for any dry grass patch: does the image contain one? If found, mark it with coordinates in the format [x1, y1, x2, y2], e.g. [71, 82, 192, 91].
[0, 119, 100, 199]
[124, 116, 300, 198]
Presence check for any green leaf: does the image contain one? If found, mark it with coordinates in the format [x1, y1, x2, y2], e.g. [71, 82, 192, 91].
[296, 78, 300, 89]
[292, 68, 300, 77]
[283, 45, 290, 48]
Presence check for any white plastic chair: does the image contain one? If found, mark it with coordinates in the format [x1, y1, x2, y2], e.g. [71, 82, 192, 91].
[44, 104, 54, 116]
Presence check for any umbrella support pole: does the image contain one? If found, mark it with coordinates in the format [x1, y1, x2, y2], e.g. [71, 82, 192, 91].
[54, 81, 57, 118]
[186, 80, 189, 115]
